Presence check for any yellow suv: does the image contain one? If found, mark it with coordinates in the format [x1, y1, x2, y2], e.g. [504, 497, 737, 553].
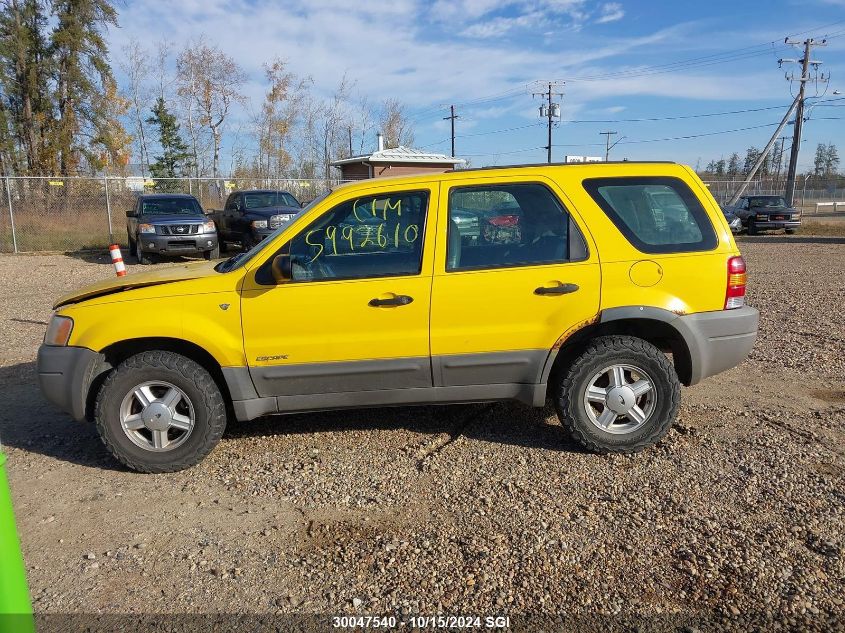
[37, 163, 758, 473]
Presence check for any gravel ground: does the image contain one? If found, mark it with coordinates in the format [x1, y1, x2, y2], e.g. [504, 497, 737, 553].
[0, 238, 843, 631]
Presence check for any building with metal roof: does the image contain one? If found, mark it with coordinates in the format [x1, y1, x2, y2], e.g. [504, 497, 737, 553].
[331, 133, 465, 180]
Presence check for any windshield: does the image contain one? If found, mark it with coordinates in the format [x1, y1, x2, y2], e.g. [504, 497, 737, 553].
[140, 198, 203, 215]
[749, 197, 787, 208]
[243, 191, 299, 209]
[215, 191, 330, 274]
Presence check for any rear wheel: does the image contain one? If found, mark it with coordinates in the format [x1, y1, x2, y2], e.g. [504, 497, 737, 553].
[555, 335, 680, 454]
[94, 351, 227, 473]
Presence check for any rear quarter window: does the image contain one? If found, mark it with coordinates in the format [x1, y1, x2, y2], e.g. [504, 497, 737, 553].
[583, 176, 717, 254]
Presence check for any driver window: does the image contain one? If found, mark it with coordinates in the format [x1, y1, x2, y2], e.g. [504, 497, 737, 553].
[285, 190, 429, 282]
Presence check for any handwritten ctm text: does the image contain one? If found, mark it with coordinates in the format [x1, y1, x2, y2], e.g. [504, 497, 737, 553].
[302, 197, 422, 262]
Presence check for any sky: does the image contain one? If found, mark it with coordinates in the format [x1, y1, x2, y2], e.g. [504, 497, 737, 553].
[106, 0, 845, 173]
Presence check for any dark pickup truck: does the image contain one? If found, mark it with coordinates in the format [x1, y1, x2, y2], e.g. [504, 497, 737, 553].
[126, 193, 219, 264]
[210, 189, 302, 250]
[726, 195, 801, 235]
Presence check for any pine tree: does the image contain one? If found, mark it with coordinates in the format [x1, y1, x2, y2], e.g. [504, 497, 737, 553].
[813, 143, 827, 177]
[727, 152, 741, 176]
[824, 143, 839, 176]
[146, 97, 191, 190]
[50, 0, 126, 174]
[0, 0, 51, 173]
[743, 147, 760, 175]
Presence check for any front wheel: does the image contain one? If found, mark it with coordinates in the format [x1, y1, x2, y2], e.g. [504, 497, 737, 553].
[785, 228, 797, 235]
[747, 219, 759, 236]
[94, 351, 227, 473]
[555, 335, 680, 454]
[134, 237, 152, 265]
[203, 244, 220, 260]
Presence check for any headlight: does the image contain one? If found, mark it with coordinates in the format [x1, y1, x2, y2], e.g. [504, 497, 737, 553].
[792, 213, 801, 219]
[44, 315, 73, 346]
[138, 223, 155, 234]
[201, 220, 216, 233]
[251, 220, 268, 229]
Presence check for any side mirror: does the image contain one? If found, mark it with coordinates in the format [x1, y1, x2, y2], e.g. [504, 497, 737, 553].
[300, 201, 309, 208]
[126, 209, 136, 218]
[271, 253, 292, 283]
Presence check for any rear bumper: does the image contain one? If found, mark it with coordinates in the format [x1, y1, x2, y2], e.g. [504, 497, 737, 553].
[675, 306, 759, 385]
[36, 345, 105, 422]
[138, 233, 218, 254]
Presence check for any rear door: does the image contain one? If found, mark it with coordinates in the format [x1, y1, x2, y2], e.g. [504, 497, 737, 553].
[240, 184, 437, 398]
[430, 176, 601, 387]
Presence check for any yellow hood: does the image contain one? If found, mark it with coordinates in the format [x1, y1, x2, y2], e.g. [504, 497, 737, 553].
[53, 260, 220, 309]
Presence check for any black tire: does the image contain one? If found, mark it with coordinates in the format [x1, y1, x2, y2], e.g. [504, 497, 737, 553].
[203, 244, 220, 260]
[127, 232, 135, 252]
[94, 351, 227, 473]
[241, 233, 255, 252]
[134, 237, 152, 265]
[785, 228, 797, 235]
[747, 219, 759, 236]
[554, 335, 680, 454]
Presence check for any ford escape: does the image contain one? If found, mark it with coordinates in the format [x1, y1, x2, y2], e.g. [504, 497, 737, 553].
[37, 162, 759, 473]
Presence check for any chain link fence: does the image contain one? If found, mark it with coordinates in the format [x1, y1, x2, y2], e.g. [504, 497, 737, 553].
[0, 176, 345, 253]
[702, 178, 845, 209]
[2, 174, 843, 254]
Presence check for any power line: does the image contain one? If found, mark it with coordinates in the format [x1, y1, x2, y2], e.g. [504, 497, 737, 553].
[564, 104, 791, 124]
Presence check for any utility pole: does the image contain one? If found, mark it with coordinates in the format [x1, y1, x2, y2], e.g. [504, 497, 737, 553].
[443, 105, 459, 157]
[600, 131, 624, 161]
[533, 82, 564, 163]
[782, 37, 827, 206]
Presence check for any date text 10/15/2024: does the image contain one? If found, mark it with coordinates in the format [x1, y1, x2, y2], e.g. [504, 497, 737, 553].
[332, 615, 511, 629]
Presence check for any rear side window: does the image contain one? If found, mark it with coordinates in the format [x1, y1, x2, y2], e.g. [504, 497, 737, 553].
[447, 183, 588, 271]
[583, 176, 717, 253]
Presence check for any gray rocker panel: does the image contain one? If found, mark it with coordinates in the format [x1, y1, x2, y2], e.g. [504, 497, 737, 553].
[249, 357, 433, 397]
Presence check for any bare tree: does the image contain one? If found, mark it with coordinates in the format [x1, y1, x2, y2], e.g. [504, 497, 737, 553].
[176, 41, 246, 178]
[119, 38, 151, 175]
[317, 74, 353, 179]
[176, 43, 246, 179]
[252, 57, 308, 178]
[378, 98, 414, 148]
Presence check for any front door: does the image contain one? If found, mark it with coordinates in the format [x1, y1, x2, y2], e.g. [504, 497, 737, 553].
[240, 185, 436, 398]
[431, 177, 601, 387]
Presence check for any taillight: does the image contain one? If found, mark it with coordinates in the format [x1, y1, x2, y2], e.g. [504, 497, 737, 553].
[725, 255, 747, 309]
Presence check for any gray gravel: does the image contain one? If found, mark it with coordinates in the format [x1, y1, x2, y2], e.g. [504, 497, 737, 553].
[0, 239, 843, 630]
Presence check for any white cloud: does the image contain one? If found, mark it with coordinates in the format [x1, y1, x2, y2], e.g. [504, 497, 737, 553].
[595, 2, 625, 24]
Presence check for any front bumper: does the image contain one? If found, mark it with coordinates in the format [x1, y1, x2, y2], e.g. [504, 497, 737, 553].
[252, 228, 275, 242]
[675, 306, 759, 385]
[749, 220, 801, 230]
[138, 233, 218, 254]
[36, 345, 105, 422]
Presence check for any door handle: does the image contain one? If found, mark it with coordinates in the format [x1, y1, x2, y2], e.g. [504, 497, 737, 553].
[368, 295, 414, 307]
[534, 283, 579, 296]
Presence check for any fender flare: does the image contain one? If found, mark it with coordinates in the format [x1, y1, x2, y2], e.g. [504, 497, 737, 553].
[537, 306, 701, 389]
